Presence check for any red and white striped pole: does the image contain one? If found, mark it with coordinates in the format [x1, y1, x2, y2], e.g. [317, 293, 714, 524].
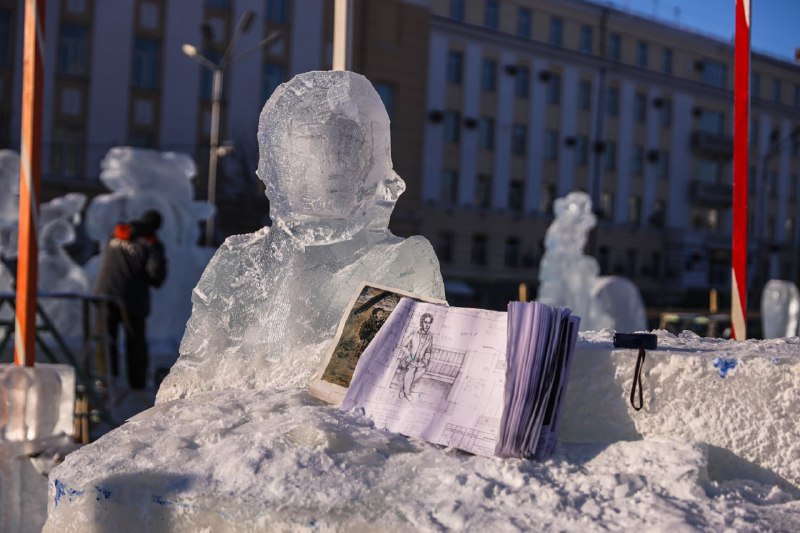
[731, 0, 750, 340]
[15, 0, 46, 367]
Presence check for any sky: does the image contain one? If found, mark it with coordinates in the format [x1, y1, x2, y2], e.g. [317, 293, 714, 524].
[593, 0, 800, 62]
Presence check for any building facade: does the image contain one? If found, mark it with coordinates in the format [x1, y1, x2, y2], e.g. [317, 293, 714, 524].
[1, 0, 799, 312]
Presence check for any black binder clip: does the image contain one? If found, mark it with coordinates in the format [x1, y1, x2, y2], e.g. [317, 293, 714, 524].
[613, 333, 657, 411]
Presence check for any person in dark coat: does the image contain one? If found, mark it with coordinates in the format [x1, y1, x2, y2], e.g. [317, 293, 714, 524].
[95, 209, 167, 389]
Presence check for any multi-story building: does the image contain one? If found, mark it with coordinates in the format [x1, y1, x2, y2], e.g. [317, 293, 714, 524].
[422, 0, 800, 310]
[1, 0, 799, 313]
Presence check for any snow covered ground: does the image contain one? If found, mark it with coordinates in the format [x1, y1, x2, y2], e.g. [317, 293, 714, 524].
[43, 330, 800, 532]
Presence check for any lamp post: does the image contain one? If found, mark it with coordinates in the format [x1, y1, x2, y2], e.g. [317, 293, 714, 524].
[182, 12, 280, 246]
[754, 126, 800, 288]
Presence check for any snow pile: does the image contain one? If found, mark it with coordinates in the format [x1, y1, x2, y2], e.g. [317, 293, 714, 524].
[84, 147, 215, 360]
[44, 336, 800, 531]
[538, 192, 647, 332]
[157, 71, 444, 403]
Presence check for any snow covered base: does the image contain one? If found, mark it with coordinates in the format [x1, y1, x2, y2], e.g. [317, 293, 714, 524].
[44, 333, 800, 531]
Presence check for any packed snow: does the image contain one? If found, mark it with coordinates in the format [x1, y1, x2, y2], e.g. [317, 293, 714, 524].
[44, 334, 800, 531]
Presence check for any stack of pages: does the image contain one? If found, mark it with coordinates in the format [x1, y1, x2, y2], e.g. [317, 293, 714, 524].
[310, 284, 580, 459]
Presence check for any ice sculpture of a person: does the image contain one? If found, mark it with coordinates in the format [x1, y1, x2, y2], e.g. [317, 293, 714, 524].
[397, 312, 434, 401]
[761, 280, 800, 338]
[538, 192, 600, 326]
[157, 71, 445, 402]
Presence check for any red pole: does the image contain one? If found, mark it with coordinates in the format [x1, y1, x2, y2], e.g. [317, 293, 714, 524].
[732, 0, 750, 340]
[15, 0, 46, 367]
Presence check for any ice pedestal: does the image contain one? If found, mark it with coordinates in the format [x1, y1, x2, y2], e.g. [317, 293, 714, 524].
[0, 364, 76, 533]
[44, 335, 800, 531]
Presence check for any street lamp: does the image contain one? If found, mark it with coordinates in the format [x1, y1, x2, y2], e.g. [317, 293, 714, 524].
[754, 125, 800, 287]
[182, 11, 280, 246]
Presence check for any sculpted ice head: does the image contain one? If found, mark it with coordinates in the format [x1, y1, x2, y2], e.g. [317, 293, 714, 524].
[257, 71, 403, 243]
[548, 191, 597, 253]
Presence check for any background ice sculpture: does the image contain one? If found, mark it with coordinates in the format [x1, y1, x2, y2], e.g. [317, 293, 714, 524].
[0, 151, 89, 337]
[761, 280, 800, 338]
[84, 147, 215, 364]
[537, 191, 647, 332]
[157, 71, 445, 403]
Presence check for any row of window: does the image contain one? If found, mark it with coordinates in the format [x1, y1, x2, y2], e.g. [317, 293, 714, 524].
[447, 0, 800, 103]
[207, 0, 289, 23]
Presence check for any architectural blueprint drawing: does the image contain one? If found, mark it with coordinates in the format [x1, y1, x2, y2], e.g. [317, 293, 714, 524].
[342, 298, 508, 457]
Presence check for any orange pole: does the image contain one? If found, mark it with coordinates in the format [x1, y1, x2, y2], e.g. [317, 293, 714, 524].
[15, 0, 46, 367]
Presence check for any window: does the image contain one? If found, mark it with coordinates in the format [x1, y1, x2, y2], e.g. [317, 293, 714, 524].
[658, 150, 669, 179]
[505, 238, 521, 267]
[580, 25, 593, 54]
[632, 145, 644, 174]
[65, 0, 87, 14]
[475, 175, 492, 208]
[597, 246, 610, 273]
[549, 17, 563, 47]
[51, 125, 86, 177]
[131, 37, 161, 89]
[773, 78, 782, 104]
[481, 58, 496, 92]
[374, 82, 395, 122]
[794, 84, 800, 108]
[449, 0, 465, 21]
[60, 87, 82, 116]
[751, 72, 761, 98]
[634, 93, 647, 123]
[600, 192, 614, 219]
[608, 33, 621, 61]
[578, 80, 591, 111]
[785, 218, 795, 242]
[695, 158, 722, 183]
[751, 117, 759, 147]
[446, 50, 463, 84]
[698, 109, 724, 135]
[629, 196, 641, 225]
[266, 0, 288, 23]
[132, 98, 154, 126]
[508, 181, 524, 212]
[702, 60, 728, 88]
[663, 48, 673, 74]
[511, 123, 527, 156]
[57, 24, 90, 76]
[438, 232, 454, 263]
[441, 170, 459, 206]
[471, 235, 488, 266]
[207, 0, 230, 8]
[139, 1, 161, 31]
[626, 249, 638, 276]
[479, 117, 494, 150]
[660, 99, 672, 127]
[544, 129, 559, 161]
[650, 200, 666, 227]
[540, 184, 555, 214]
[517, 8, 532, 38]
[262, 63, 286, 102]
[443, 110, 461, 143]
[637, 41, 648, 68]
[547, 73, 561, 105]
[484, 0, 499, 30]
[605, 141, 617, 170]
[0, 10, 10, 66]
[607, 86, 619, 116]
[576, 136, 588, 165]
[515, 66, 530, 98]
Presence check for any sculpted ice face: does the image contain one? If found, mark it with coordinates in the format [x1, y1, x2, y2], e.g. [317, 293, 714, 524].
[156, 71, 444, 403]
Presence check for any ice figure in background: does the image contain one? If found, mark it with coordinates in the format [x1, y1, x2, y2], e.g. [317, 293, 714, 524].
[84, 148, 215, 361]
[761, 280, 800, 338]
[0, 150, 19, 294]
[537, 192, 647, 332]
[0, 152, 89, 335]
[157, 71, 445, 403]
[38, 193, 91, 333]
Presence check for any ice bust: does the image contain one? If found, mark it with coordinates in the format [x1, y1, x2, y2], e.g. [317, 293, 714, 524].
[157, 71, 445, 402]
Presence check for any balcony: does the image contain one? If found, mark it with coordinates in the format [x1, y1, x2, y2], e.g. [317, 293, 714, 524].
[689, 180, 733, 207]
[690, 130, 734, 159]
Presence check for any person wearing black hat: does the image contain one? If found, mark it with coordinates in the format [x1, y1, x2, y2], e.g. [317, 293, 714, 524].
[95, 209, 167, 389]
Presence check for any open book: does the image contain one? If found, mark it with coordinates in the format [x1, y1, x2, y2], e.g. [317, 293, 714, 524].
[314, 286, 579, 459]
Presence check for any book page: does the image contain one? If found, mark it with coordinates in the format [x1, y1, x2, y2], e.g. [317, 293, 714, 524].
[309, 283, 446, 406]
[342, 298, 508, 457]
